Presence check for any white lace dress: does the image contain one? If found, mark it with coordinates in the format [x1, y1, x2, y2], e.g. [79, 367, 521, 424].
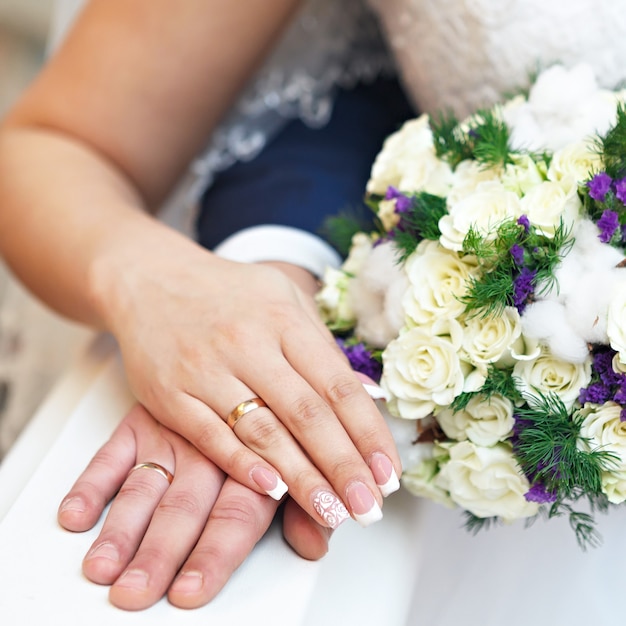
[369, 0, 626, 117]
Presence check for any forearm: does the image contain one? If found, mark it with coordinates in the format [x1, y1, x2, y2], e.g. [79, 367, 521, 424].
[0, 126, 204, 327]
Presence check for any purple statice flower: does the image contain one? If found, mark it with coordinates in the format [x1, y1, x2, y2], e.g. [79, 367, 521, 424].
[525, 482, 558, 504]
[621, 407, 626, 422]
[336, 338, 382, 382]
[594, 349, 622, 387]
[579, 382, 611, 405]
[517, 214, 530, 233]
[613, 380, 626, 406]
[513, 266, 536, 312]
[615, 177, 626, 204]
[384, 186, 412, 213]
[510, 243, 525, 266]
[597, 209, 620, 243]
[587, 172, 613, 202]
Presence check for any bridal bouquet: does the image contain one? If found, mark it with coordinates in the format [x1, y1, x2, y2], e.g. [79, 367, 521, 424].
[317, 64, 626, 547]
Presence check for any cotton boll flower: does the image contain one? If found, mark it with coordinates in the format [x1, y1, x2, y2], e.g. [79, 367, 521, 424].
[503, 64, 618, 152]
[348, 241, 407, 348]
[563, 270, 620, 345]
[521, 300, 589, 363]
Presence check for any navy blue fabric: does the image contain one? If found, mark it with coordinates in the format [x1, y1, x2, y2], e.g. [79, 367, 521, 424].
[196, 76, 414, 251]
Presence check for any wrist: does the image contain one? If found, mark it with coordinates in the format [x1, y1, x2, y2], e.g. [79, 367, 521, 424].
[260, 261, 319, 298]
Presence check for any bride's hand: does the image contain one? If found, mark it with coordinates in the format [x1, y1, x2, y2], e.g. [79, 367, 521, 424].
[93, 234, 401, 530]
[58, 404, 332, 610]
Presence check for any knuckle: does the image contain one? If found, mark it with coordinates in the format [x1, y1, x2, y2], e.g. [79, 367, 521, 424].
[324, 373, 362, 407]
[210, 497, 259, 531]
[220, 446, 249, 476]
[157, 490, 205, 518]
[239, 414, 281, 451]
[288, 396, 328, 430]
[117, 479, 163, 502]
[327, 454, 359, 482]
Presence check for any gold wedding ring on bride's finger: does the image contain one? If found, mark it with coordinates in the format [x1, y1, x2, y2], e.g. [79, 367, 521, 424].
[227, 397, 267, 429]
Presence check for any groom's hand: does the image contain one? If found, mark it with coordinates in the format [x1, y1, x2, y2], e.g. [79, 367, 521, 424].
[58, 404, 331, 611]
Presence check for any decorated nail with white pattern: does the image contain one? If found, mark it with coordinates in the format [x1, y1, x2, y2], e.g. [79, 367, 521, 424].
[312, 490, 350, 529]
[346, 481, 383, 527]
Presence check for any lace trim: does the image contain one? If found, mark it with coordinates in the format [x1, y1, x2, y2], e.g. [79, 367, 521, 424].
[187, 0, 393, 199]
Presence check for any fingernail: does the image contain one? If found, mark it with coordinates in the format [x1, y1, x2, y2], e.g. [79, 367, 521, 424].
[116, 569, 148, 591]
[346, 481, 383, 527]
[312, 490, 350, 529]
[250, 466, 288, 500]
[59, 496, 85, 514]
[87, 541, 120, 563]
[355, 372, 389, 401]
[171, 570, 203, 594]
[370, 452, 400, 497]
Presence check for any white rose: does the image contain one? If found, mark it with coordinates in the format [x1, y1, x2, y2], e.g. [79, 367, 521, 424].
[367, 115, 436, 195]
[342, 232, 374, 275]
[519, 177, 582, 238]
[501, 154, 546, 196]
[439, 181, 523, 252]
[446, 159, 501, 206]
[402, 239, 476, 325]
[437, 393, 515, 447]
[579, 402, 626, 503]
[315, 267, 355, 328]
[438, 441, 539, 521]
[376, 198, 401, 231]
[547, 140, 604, 184]
[402, 457, 456, 508]
[513, 346, 592, 410]
[399, 150, 454, 197]
[381, 318, 468, 419]
[607, 282, 626, 365]
[460, 306, 522, 372]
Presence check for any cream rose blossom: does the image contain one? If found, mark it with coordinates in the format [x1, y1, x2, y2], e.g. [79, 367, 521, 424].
[579, 403, 626, 503]
[436, 394, 515, 447]
[519, 177, 582, 238]
[438, 441, 539, 521]
[381, 318, 468, 419]
[402, 239, 476, 325]
[513, 347, 592, 410]
[439, 181, 523, 252]
[547, 140, 604, 184]
[460, 306, 522, 373]
[367, 115, 453, 196]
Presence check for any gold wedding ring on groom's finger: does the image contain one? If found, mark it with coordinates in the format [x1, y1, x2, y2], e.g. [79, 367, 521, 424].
[129, 462, 175, 485]
[227, 398, 267, 429]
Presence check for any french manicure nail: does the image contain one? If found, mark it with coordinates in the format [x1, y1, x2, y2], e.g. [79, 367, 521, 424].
[116, 569, 149, 591]
[87, 541, 120, 563]
[354, 372, 389, 401]
[370, 452, 400, 497]
[250, 466, 288, 500]
[346, 481, 383, 527]
[312, 490, 350, 529]
[171, 570, 203, 594]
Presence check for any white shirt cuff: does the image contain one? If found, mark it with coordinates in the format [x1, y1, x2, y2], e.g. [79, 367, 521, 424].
[213, 225, 342, 276]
